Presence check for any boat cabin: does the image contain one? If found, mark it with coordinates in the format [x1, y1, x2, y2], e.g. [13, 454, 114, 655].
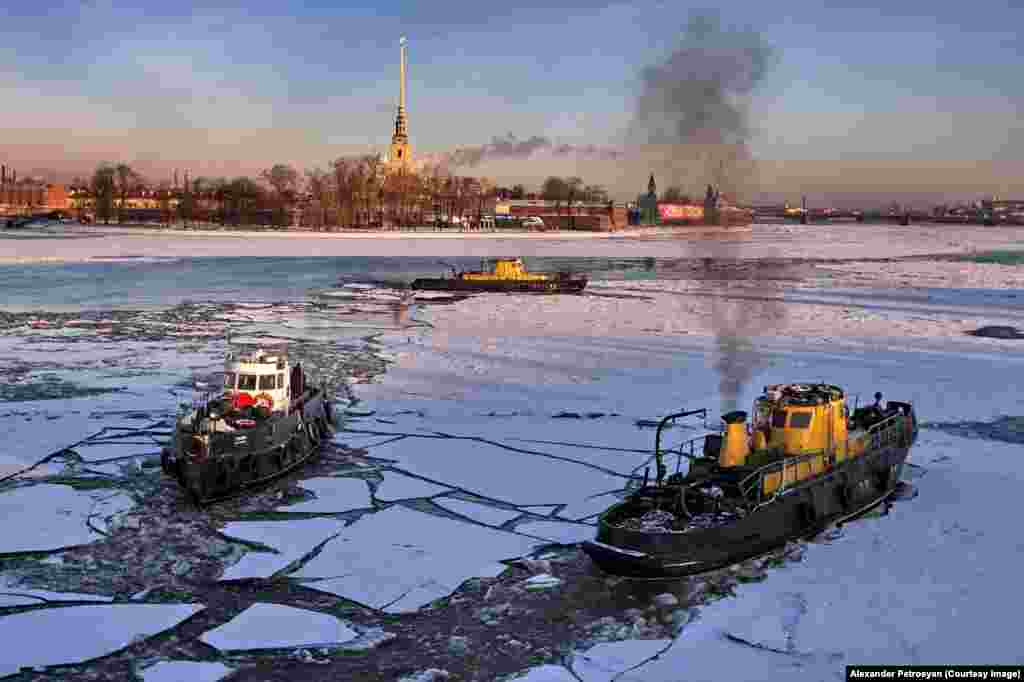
[714, 383, 914, 496]
[222, 349, 293, 414]
[461, 258, 550, 282]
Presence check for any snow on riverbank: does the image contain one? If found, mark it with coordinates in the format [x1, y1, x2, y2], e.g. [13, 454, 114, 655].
[3, 223, 1024, 262]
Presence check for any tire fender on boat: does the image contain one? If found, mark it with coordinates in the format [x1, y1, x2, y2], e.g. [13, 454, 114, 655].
[800, 493, 819, 526]
[835, 475, 854, 508]
[307, 420, 321, 446]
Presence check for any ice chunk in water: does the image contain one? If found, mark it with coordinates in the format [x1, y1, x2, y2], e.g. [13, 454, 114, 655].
[293, 505, 539, 613]
[140, 661, 234, 682]
[200, 603, 358, 651]
[0, 604, 203, 677]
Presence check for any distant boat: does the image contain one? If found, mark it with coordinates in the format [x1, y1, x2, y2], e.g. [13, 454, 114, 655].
[411, 258, 587, 294]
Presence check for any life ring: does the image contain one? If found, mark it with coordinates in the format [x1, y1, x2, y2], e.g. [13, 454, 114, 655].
[255, 392, 274, 410]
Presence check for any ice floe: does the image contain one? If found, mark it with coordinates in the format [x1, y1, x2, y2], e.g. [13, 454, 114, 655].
[369, 436, 626, 506]
[373, 470, 452, 501]
[0, 604, 203, 677]
[199, 603, 358, 651]
[515, 520, 596, 544]
[139, 661, 234, 682]
[278, 476, 371, 513]
[293, 505, 540, 613]
[219, 518, 342, 580]
[0, 484, 134, 554]
[0, 574, 114, 607]
[432, 496, 522, 526]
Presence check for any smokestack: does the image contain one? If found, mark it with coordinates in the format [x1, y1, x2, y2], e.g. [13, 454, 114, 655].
[719, 410, 750, 467]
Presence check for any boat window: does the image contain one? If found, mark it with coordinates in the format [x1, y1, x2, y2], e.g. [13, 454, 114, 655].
[789, 412, 813, 429]
[238, 374, 258, 391]
[771, 411, 787, 428]
[223, 372, 236, 389]
[278, 373, 285, 389]
[259, 375, 276, 390]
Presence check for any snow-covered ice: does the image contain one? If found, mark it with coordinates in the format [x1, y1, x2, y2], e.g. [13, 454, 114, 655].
[199, 603, 358, 651]
[0, 484, 135, 553]
[515, 520, 596, 544]
[278, 476, 371, 513]
[571, 639, 675, 682]
[368, 436, 628, 507]
[139, 661, 234, 682]
[373, 470, 452, 501]
[219, 518, 342, 580]
[0, 574, 114, 607]
[0, 604, 203, 677]
[432, 496, 522, 526]
[293, 505, 540, 613]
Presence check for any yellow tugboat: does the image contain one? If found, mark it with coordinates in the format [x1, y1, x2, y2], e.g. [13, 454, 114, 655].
[583, 383, 918, 577]
[410, 258, 587, 294]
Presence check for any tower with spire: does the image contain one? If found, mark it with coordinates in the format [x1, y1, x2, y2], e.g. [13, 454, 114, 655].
[388, 36, 412, 171]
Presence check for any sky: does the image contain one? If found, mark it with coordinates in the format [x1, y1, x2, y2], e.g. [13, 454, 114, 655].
[1, 0, 1022, 204]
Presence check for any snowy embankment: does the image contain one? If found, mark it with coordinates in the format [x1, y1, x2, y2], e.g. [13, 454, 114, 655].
[3, 222, 1024, 262]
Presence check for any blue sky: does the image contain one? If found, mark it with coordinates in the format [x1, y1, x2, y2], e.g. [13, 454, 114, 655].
[0, 0, 1021, 197]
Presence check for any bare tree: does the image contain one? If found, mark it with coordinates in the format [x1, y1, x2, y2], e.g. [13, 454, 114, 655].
[305, 168, 331, 231]
[91, 164, 116, 225]
[260, 164, 299, 228]
[114, 163, 137, 223]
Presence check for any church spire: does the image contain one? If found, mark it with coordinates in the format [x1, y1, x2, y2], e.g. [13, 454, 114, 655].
[389, 36, 411, 167]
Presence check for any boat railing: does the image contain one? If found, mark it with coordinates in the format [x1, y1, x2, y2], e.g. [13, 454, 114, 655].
[627, 408, 711, 486]
[739, 412, 908, 504]
[631, 433, 709, 483]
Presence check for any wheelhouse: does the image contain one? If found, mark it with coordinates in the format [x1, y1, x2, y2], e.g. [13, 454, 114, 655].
[223, 349, 292, 414]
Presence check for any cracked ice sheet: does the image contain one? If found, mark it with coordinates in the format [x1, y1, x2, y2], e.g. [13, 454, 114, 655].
[515, 520, 596, 544]
[602, 433, 1024, 682]
[368, 436, 626, 507]
[0, 484, 133, 554]
[219, 518, 343, 580]
[0, 574, 113, 607]
[364, 331, 1024, 426]
[278, 477, 371, 513]
[374, 470, 452, 501]
[0, 604, 203, 678]
[433, 496, 522, 526]
[200, 603, 357, 651]
[557, 491, 625, 521]
[292, 505, 539, 613]
[140, 661, 233, 682]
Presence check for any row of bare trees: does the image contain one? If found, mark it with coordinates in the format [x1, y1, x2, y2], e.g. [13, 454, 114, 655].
[81, 160, 610, 229]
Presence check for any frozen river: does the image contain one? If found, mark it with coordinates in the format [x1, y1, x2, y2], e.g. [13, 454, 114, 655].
[1, 248, 1023, 680]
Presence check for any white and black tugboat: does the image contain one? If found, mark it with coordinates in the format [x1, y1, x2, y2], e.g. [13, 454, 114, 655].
[161, 348, 335, 505]
[583, 383, 918, 578]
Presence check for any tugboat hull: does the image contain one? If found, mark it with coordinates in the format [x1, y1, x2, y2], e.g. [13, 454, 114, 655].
[161, 389, 334, 506]
[410, 277, 587, 294]
[583, 442, 911, 579]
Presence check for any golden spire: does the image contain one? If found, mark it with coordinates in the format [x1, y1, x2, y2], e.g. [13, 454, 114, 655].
[389, 36, 411, 167]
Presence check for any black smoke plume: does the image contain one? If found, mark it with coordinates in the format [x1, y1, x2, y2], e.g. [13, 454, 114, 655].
[629, 11, 781, 415]
[628, 10, 776, 198]
[446, 134, 624, 168]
